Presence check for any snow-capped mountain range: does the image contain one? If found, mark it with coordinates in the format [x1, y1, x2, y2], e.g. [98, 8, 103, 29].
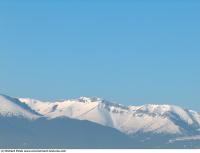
[1, 94, 200, 137]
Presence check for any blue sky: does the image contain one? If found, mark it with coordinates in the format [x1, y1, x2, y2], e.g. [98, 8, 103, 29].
[0, 0, 200, 110]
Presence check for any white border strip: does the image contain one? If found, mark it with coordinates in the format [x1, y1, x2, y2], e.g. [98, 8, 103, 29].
[1, 149, 200, 153]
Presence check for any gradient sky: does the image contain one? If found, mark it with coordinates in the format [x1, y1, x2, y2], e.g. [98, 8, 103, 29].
[0, 0, 200, 111]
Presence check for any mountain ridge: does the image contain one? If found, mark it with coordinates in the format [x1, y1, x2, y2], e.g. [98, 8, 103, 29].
[0, 94, 41, 119]
[1, 94, 200, 136]
[1, 93, 200, 148]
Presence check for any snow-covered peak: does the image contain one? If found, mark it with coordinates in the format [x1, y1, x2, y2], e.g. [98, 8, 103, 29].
[136, 104, 172, 112]
[0, 94, 40, 119]
[129, 104, 180, 113]
[130, 104, 194, 125]
[77, 97, 102, 103]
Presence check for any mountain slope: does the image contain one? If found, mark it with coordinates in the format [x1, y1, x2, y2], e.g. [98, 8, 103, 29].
[19, 97, 200, 136]
[0, 94, 41, 119]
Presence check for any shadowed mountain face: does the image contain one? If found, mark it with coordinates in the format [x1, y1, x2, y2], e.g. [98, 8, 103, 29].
[0, 117, 134, 149]
[0, 94, 200, 149]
